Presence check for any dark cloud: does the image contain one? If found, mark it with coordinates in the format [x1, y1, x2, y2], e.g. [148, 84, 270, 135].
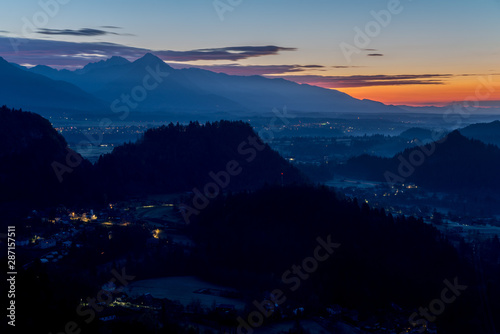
[275, 74, 453, 88]
[100, 26, 122, 29]
[0, 36, 142, 68]
[0, 36, 296, 67]
[170, 63, 325, 76]
[367, 53, 384, 57]
[154, 46, 296, 61]
[169, 63, 363, 76]
[37, 28, 120, 36]
[0, 30, 9, 33]
[298, 65, 324, 69]
[331, 65, 362, 69]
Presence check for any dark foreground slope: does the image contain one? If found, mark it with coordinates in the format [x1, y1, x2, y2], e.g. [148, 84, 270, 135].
[0, 106, 91, 209]
[190, 185, 496, 334]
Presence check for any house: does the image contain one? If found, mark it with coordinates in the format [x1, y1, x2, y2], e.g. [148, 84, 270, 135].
[136, 293, 154, 306]
[40, 239, 56, 249]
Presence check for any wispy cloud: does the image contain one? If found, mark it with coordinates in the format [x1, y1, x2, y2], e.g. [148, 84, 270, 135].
[363, 49, 384, 57]
[36, 28, 121, 36]
[331, 65, 361, 69]
[275, 74, 453, 88]
[0, 36, 296, 68]
[100, 26, 122, 29]
[169, 63, 363, 76]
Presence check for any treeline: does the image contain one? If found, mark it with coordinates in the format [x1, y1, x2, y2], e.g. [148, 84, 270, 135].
[0, 107, 305, 214]
[460, 120, 500, 147]
[94, 120, 305, 199]
[339, 131, 500, 192]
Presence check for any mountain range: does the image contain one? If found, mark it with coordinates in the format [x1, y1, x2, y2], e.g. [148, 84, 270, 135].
[0, 57, 107, 114]
[1, 53, 403, 117]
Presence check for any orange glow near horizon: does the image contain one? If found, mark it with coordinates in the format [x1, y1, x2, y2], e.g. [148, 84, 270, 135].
[336, 76, 500, 107]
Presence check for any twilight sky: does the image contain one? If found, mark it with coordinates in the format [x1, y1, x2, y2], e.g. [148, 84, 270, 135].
[1, 0, 499, 106]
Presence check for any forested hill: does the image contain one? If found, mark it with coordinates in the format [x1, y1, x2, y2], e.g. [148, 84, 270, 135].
[0, 106, 91, 206]
[94, 120, 306, 198]
[459, 120, 500, 147]
[340, 130, 500, 192]
[0, 106, 305, 207]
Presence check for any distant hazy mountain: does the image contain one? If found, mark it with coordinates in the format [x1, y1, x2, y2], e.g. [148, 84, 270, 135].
[28, 56, 131, 91]
[0, 57, 107, 114]
[7, 53, 405, 116]
[28, 64, 74, 82]
[77, 55, 131, 74]
[459, 120, 500, 147]
[91, 53, 245, 113]
[26, 53, 246, 114]
[178, 66, 399, 114]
